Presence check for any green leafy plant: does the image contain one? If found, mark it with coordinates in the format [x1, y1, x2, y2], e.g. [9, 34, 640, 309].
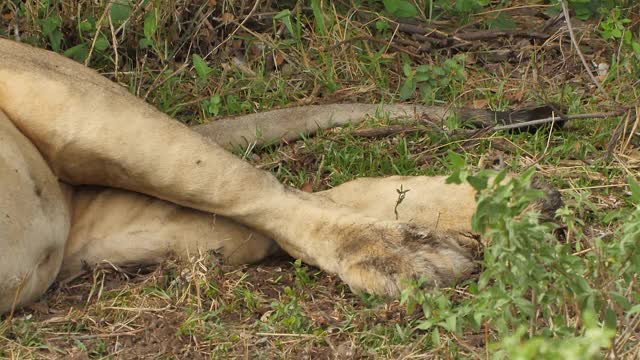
[39, 14, 63, 52]
[140, 7, 158, 49]
[263, 286, 311, 333]
[399, 152, 638, 357]
[600, 7, 640, 57]
[400, 55, 466, 102]
[202, 95, 222, 117]
[498, 312, 615, 360]
[292, 259, 318, 287]
[566, 0, 618, 20]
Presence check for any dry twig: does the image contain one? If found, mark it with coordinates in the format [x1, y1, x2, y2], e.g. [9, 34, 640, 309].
[560, 0, 610, 101]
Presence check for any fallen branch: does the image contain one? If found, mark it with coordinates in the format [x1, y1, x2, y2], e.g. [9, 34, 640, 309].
[493, 110, 627, 131]
[392, 21, 548, 48]
[456, 29, 549, 41]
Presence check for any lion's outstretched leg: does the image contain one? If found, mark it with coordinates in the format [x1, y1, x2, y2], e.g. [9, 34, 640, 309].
[61, 176, 480, 286]
[0, 39, 476, 296]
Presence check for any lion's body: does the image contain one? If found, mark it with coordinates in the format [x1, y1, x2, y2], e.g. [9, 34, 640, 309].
[0, 38, 482, 314]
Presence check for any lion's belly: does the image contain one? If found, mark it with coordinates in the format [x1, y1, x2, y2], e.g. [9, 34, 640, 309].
[0, 110, 70, 313]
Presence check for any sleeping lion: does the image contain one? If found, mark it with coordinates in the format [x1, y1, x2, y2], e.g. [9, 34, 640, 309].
[0, 38, 557, 315]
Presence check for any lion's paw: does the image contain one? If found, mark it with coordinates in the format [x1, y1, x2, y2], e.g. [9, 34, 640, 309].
[336, 223, 479, 297]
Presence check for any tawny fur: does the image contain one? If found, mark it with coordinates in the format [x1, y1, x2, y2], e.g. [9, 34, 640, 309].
[0, 39, 485, 314]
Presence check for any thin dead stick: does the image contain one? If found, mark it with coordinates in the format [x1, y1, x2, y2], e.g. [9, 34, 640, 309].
[560, 0, 610, 100]
[107, 11, 119, 82]
[494, 110, 626, 131]
[85, 2, 112, 66]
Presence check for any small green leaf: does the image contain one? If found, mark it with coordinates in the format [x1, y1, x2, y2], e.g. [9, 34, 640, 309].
[64, 43, 89, 62]
[143, 9, 157, 40]
[192, 54, 213, 81]
[610, 292, 631, 310]
[48, 31, 64, 53]
[431, 327, 441, 346]
[384, 0, 419, 18]
[415, 73, 432, 82]
[79, 20, 93, 32]
[110, 0, 132, 25]
[311, 0, 326, 35]
[604, 306, 617, 331]
[467, 175, 489, 191]
[399, 78, 416, 100]
[447, 150, 466, 169]
[415, 320, 434, 330]
[383, 0, 399, 13]
[402, 62, 413, 77]
[274, 9, 298, 40]
[94, 36, 109, 51]
[628, 176, 640, 204]
[415, 65, 429, 73]
[41, 16, 61, 35]
[138, 38, 153, 49]
[274, 9, 291, 20]
[487, 12, 516, 30]
[443, 315, 457, 332]
[375, 20, 389, 31]
[40, 16, 63, 52]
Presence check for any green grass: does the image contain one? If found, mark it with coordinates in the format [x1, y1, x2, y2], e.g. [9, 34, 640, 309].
[1, 0, 640, 358]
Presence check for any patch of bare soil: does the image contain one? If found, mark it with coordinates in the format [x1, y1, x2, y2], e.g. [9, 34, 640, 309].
[3, 255, 415, 358]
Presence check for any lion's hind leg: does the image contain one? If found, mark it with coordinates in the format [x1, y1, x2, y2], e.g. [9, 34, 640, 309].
[60, 187, 279, 279]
